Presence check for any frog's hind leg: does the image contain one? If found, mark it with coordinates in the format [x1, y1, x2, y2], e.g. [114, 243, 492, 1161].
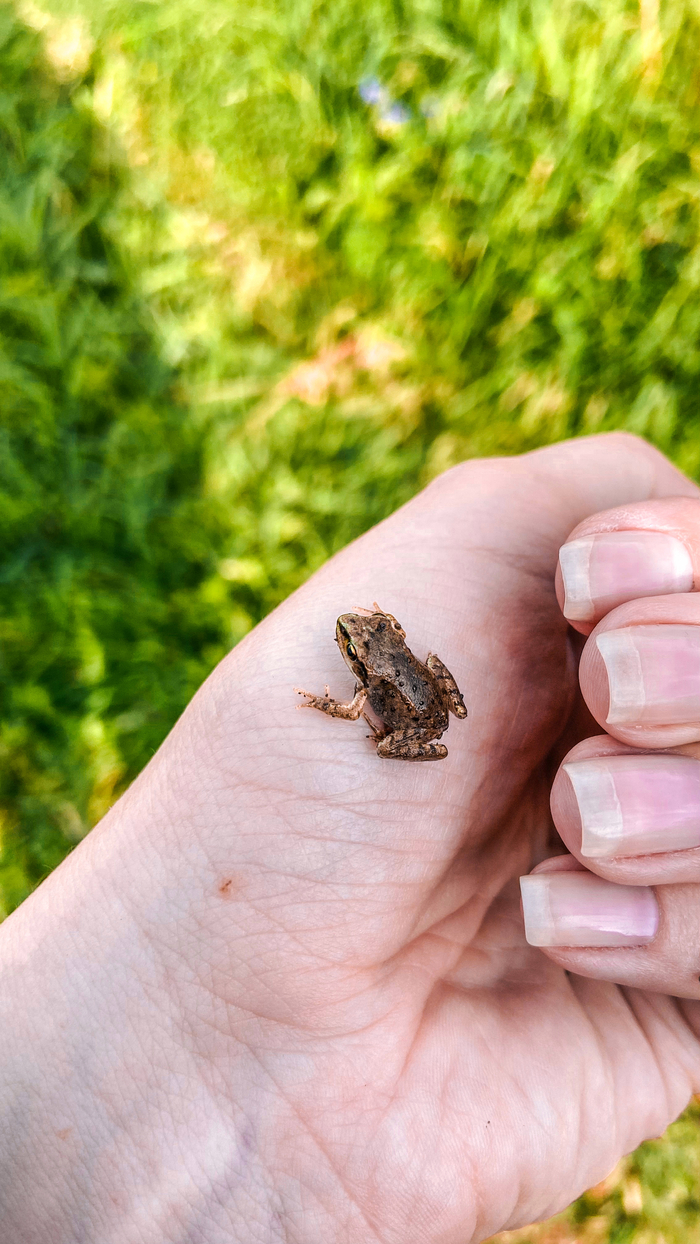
[294, 685, 369, 720]
[426, 654, 468, 719]
[362, 711, 387, 740]
[376, 727, 448, 761]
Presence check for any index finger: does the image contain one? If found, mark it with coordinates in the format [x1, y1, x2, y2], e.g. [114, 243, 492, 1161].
[556, 495, 700, 635]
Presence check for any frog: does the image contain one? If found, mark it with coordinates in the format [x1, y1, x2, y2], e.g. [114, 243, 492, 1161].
[294, 604, 467, 760]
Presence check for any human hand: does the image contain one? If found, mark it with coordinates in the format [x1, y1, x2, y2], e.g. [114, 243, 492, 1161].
[524, 488, 700, 996]
[1, 433, 698, 1244]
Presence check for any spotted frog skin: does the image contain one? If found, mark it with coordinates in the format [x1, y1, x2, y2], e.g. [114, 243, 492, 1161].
[295, 605, 467, 760]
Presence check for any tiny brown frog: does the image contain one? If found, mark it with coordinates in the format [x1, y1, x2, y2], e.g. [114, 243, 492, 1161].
[295, 604, 467, 760]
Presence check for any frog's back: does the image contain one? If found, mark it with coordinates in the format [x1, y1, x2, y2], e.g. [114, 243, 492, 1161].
[367, 649, 446, 729]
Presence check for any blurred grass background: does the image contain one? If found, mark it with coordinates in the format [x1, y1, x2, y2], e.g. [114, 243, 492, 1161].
[0, 0, 698, 1236]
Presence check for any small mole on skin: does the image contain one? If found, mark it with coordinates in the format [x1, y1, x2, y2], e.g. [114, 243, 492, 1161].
[56, 1128, 72, 1141]
[218, 878, 234, 896]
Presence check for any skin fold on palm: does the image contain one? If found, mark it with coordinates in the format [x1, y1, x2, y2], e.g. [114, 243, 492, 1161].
[1, 433, 699, 1244]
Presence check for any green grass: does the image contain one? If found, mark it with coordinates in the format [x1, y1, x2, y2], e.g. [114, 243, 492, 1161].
[0, 0, 698, 1237]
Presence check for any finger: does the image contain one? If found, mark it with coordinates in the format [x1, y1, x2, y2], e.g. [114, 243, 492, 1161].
[555, 495, 700, 635]
[551, 735, 700, 885]
[578, 594, 700, 748]
[520, 861, 700, 1001]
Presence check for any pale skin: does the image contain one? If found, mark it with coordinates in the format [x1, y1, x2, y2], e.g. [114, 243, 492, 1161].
[1, 432, 700, 1243]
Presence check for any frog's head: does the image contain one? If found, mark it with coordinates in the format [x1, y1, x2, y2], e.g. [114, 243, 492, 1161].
[335, 606, 406, 677]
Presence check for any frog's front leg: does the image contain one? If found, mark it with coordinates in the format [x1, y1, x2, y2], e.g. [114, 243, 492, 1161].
[294, 684, 369, 720]
[376, 726, 448, 761]
[426, 654, 468, 719]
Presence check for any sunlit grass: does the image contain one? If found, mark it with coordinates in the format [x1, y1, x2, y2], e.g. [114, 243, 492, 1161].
[1, 1, 699, 1237]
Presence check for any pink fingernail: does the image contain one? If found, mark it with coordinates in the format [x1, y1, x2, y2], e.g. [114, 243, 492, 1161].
[597, 626, 700, 726]
[520, 872, 658, 946]
[559, 532, 693, 622]
[564, 755, 700, 858]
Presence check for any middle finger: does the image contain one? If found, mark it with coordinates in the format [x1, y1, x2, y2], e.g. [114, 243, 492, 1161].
[551, 734, 700, 886]
[578, 593, 700, 749]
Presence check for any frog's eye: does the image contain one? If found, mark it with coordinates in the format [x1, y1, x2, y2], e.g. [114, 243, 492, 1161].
[346, 643, 357, 660]
[376, 621, 386, 632]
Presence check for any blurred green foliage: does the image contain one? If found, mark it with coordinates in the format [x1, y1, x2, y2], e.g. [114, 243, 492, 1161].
[0, 0, 699, 1233]
[48, 0, 700, 474]
[0, 9, 233, 906]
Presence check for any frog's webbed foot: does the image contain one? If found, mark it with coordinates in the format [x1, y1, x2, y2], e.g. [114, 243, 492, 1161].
[294, 685, 369, 720]
[426, 653, 468, 719]
[376, 727, 448, 761]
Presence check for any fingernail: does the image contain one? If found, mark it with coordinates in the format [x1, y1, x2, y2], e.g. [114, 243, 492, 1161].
[597, 626, 700, 726]
[564, 755, 700, 858]
[520, 873, 658, 947]
[559, 532, 693, 621]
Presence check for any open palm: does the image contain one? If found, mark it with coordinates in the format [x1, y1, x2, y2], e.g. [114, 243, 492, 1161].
[4, 434, 700, 1243]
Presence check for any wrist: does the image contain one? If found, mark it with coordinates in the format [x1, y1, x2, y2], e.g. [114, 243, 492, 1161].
[0, 655, 385, 1244]
[0, 814, 272, 1241]
[0, 799, 362, 1244]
